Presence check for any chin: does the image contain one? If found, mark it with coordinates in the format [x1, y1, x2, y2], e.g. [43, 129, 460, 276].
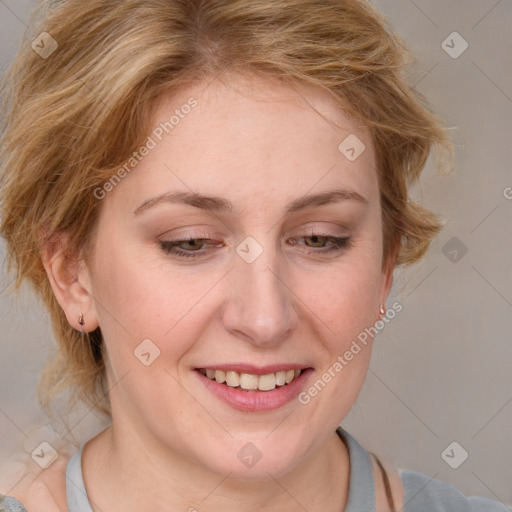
[197, 436, 308, 481]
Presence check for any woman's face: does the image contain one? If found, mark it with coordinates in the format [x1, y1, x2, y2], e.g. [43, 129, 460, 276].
[83, 73, 394, 478]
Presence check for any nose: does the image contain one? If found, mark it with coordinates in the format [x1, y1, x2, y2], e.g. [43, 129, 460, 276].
[221, 244, 299, 348]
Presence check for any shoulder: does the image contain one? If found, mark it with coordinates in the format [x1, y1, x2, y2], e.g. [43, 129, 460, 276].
[2, 450, 73, 512]
[1, 495, 28, 511]
[399, 468, 510, 512]
[367, 455, 510, 512]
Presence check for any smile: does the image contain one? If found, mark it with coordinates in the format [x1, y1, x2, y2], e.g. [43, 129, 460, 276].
[195, 365, 314, 412]
[197, 368, 303, 391]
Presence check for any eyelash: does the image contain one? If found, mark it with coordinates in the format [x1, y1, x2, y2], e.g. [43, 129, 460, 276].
[159, 232, 352, 259]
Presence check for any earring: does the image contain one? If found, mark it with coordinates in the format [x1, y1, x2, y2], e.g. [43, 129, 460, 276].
[78, 313, 85, 332]
[379, 304, 386, 318]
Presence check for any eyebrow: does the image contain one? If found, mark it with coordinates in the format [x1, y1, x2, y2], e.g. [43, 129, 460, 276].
[133, 188, 368, 216]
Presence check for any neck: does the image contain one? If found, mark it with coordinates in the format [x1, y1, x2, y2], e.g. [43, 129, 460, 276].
[82, 425, 350, 512]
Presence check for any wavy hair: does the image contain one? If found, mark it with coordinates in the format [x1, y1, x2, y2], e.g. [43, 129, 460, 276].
[0, 0, 452, 418]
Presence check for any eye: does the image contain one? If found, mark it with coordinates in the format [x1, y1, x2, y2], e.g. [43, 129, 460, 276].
[159, 237, 223, 259]
[290, 233, 352, 253]
[158, 232, 352, 260]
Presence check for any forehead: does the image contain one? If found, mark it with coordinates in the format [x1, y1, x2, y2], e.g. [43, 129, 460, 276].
[107, 73, 379, 216]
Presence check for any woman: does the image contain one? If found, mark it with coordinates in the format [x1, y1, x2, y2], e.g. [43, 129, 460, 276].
[0, 1, 508, 511]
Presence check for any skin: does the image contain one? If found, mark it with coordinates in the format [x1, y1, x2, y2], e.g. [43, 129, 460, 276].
[39, 72, 402, 511]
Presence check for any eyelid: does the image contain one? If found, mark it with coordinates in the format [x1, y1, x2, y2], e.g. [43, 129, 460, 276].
[159, 226, 348, 244]
[297, 225, 348, 236]
[159, 227, 222, 240]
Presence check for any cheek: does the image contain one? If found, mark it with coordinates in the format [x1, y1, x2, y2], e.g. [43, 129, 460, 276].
[301, 253, 382, 340]
[89, 235, 219, 366]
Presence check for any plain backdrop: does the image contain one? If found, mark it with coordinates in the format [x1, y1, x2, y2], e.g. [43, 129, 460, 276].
[0, 0, 511, 506]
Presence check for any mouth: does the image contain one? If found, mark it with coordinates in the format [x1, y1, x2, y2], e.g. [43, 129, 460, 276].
[194, 365, 314, 412]
[197, 367, 304, 392]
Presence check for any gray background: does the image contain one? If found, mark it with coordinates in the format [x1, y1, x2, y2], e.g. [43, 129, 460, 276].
[0, 0, 511, 506]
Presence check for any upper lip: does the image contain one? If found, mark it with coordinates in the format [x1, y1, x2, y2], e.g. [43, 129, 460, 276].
[195, 364, 311, 375]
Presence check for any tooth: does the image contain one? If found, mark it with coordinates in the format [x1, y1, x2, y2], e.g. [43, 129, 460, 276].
[275, 371, 286, 386]
[208, 368, 301, 388]
[240, 373, 258, 390]
[225, 371, 240, 387]
[258, 373, 276, 391]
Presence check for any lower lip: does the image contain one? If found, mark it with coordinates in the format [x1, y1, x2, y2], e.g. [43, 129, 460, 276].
[195, 369, 314, 412]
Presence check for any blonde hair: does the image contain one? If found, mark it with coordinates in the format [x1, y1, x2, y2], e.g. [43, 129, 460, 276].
[0, 0, 452, 419]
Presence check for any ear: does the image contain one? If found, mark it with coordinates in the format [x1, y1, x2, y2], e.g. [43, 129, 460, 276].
[39, 230, 99, 333]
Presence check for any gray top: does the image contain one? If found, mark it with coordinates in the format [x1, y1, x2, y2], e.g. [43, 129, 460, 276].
[1, 427, 509, 511]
